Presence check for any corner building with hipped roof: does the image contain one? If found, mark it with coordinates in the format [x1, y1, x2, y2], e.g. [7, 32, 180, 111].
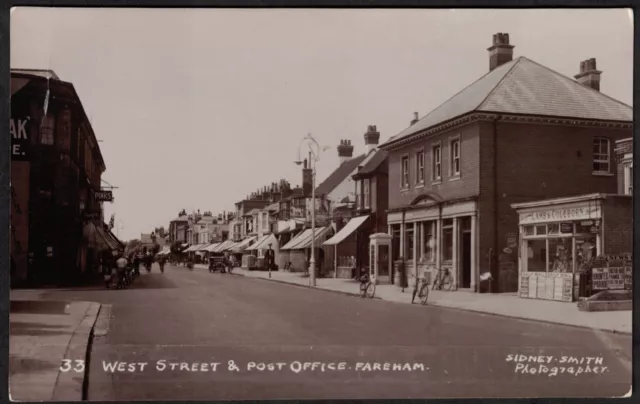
[379, 33, 632, 293]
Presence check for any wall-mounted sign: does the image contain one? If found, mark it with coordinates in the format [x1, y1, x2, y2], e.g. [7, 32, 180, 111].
[10, 117, 30, 161]
[94, 190, 113, 202]
[520, 273, 572, 301]
[519, 205, 600, 225]
[591, 254, 632, 291]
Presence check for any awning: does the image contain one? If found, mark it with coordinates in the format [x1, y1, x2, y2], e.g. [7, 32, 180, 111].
[197, 244, 212, 251]
[181, 243, 189, 248]
[280, 229, 311, 250]
[323, 215, 369, 246]
[245, 235, 269, 251]
[247, 233, 278, 251]
[92, 223, 119, 251]
[293, 226, 333, 249]
[185, 244, 203, 252]
[213, 240, 234, 253]
[204, 242, 221, 252]
[231, 236, 257, 253]
[281, 227, 331, 250]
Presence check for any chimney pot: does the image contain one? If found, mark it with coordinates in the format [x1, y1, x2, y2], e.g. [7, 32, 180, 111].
[488, 32, 514, 71]
[574, 58, 601, 91]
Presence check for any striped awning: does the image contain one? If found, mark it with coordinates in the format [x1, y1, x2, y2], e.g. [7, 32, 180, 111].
[231, 236, 257, 253]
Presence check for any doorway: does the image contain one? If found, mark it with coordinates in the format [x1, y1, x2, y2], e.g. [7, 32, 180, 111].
[460, 217, 472, 289]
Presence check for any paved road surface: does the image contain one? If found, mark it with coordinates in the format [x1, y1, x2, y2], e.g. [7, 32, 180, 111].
[39, 264, 632, 400]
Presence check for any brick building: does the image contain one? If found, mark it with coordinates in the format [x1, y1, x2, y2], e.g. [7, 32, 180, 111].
[379, 33, 632, 293]
[324, 125, 389, 279]
[11, 69, 110, 287]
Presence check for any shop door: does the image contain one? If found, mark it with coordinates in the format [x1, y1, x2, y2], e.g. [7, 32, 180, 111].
[461, 231, 471, 288]
[378, 244, 391, 284]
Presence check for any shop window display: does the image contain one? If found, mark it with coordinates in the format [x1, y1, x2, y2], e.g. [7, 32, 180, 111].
[548, 238, 572, 272]
[526, 239, 546, 272]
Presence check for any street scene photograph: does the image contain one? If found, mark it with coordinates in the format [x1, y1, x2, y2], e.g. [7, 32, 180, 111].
[8, 7, 633, 401]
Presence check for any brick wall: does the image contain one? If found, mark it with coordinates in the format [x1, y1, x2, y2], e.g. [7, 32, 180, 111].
[490, 121, 629, 291]
[387, 122, 481, 209]
[602, 196, 633, 255]
[11, 162, 31, 284]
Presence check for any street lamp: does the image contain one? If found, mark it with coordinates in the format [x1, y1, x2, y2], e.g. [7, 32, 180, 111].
[295, 133, 329, 287]
[268, 243, 272, 278]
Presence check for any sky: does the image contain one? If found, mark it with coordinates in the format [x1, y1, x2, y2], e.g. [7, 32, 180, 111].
[10, 8, 633, 241]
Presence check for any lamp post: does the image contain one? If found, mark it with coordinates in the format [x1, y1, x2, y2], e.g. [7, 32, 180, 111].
[295, 133, 329, 287]
[268, 243, 272, 278]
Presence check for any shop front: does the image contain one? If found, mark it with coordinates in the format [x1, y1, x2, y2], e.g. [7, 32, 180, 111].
[387, 196, 478, 290]
[512, 193, 632, 302]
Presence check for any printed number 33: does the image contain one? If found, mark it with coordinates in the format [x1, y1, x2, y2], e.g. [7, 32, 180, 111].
[60, 359, 85, 372]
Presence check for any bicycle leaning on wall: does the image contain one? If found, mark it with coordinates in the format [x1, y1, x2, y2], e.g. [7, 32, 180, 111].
[431, 267, 453, 291]
[358, 273, 376, 299]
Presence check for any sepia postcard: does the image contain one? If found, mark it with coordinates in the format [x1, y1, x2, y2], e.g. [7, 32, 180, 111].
[7, 7, 633, 401]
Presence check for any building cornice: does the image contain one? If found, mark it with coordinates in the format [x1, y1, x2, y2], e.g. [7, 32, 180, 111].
[381, 112, 632, 151]
[386, 195, 478, 214]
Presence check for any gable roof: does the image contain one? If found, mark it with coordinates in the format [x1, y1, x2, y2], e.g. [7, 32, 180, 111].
[383, 56, 632, 147]
[353, 149, 388, 177]
[315, 154, 368, 196]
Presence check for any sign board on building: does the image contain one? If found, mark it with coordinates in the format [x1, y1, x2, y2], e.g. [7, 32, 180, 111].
[519, 273, 572, 302]
[519, 205, 600, 225]
[10, 117, 30, 161]
[94, 190, 114, 202]
[592, 254, 632, 291]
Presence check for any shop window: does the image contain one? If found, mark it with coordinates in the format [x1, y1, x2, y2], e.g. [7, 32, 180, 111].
[401, 156, 409, 187]
[405, 227, 414, 260]
[363, 178, 370, 209]
[391, 225, 401, 261]
[623, 163, 633, 195]
[547, 223, 559, 235]
[526, 239, 547, 272]
[442, 219, 453, 262]
[535, 225, 546, 235]
[593, 137, 610, 173]
[575, 237, 597, 270]
[40, 114, 55, 145]
[548, 238, 572, 273]
[423, 221, 435, 262]
[432, 145, 442, 181]
[524, 226, 535, 236]
[450, 139, 461, 176]
[416, 151, 425, 184]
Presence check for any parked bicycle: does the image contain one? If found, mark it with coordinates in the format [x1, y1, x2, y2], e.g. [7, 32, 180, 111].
[358, 273, 376, 299]
[412, 276, 430, 305]
[432, 267, 453, 291]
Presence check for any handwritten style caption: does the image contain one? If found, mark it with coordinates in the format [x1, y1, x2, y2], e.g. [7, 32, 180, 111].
[506, 354, 609, 377]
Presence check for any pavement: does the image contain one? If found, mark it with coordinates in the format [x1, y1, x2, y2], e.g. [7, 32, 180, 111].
[8, 295, 102, 401]
[17, 263, 632, 401]
[196, 265, 632, 335]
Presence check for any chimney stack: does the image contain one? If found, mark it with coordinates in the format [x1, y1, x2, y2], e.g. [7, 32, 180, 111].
[364, 125, 380, 153]
[487, 33, 514, 71]
[574, 58, 602, 91]
[410, 112, 419, 126]
[337, 139, 354, 165]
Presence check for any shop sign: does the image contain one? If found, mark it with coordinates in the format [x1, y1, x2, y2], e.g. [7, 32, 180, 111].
[94, 190, 113, 202]
[520, 273, 572, 301]
[560, 222, 573, 233]
[519, 205, 599, 225]
[10, 117, 30, 161]
[591, 254, 632, 290]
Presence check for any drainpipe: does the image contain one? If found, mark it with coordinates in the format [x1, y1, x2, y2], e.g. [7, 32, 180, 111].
[491, 115, 501, 293]
[401, 208, 407, 292]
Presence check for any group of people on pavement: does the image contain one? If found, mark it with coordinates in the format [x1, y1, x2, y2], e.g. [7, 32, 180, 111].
[100, 247, 171, 288]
